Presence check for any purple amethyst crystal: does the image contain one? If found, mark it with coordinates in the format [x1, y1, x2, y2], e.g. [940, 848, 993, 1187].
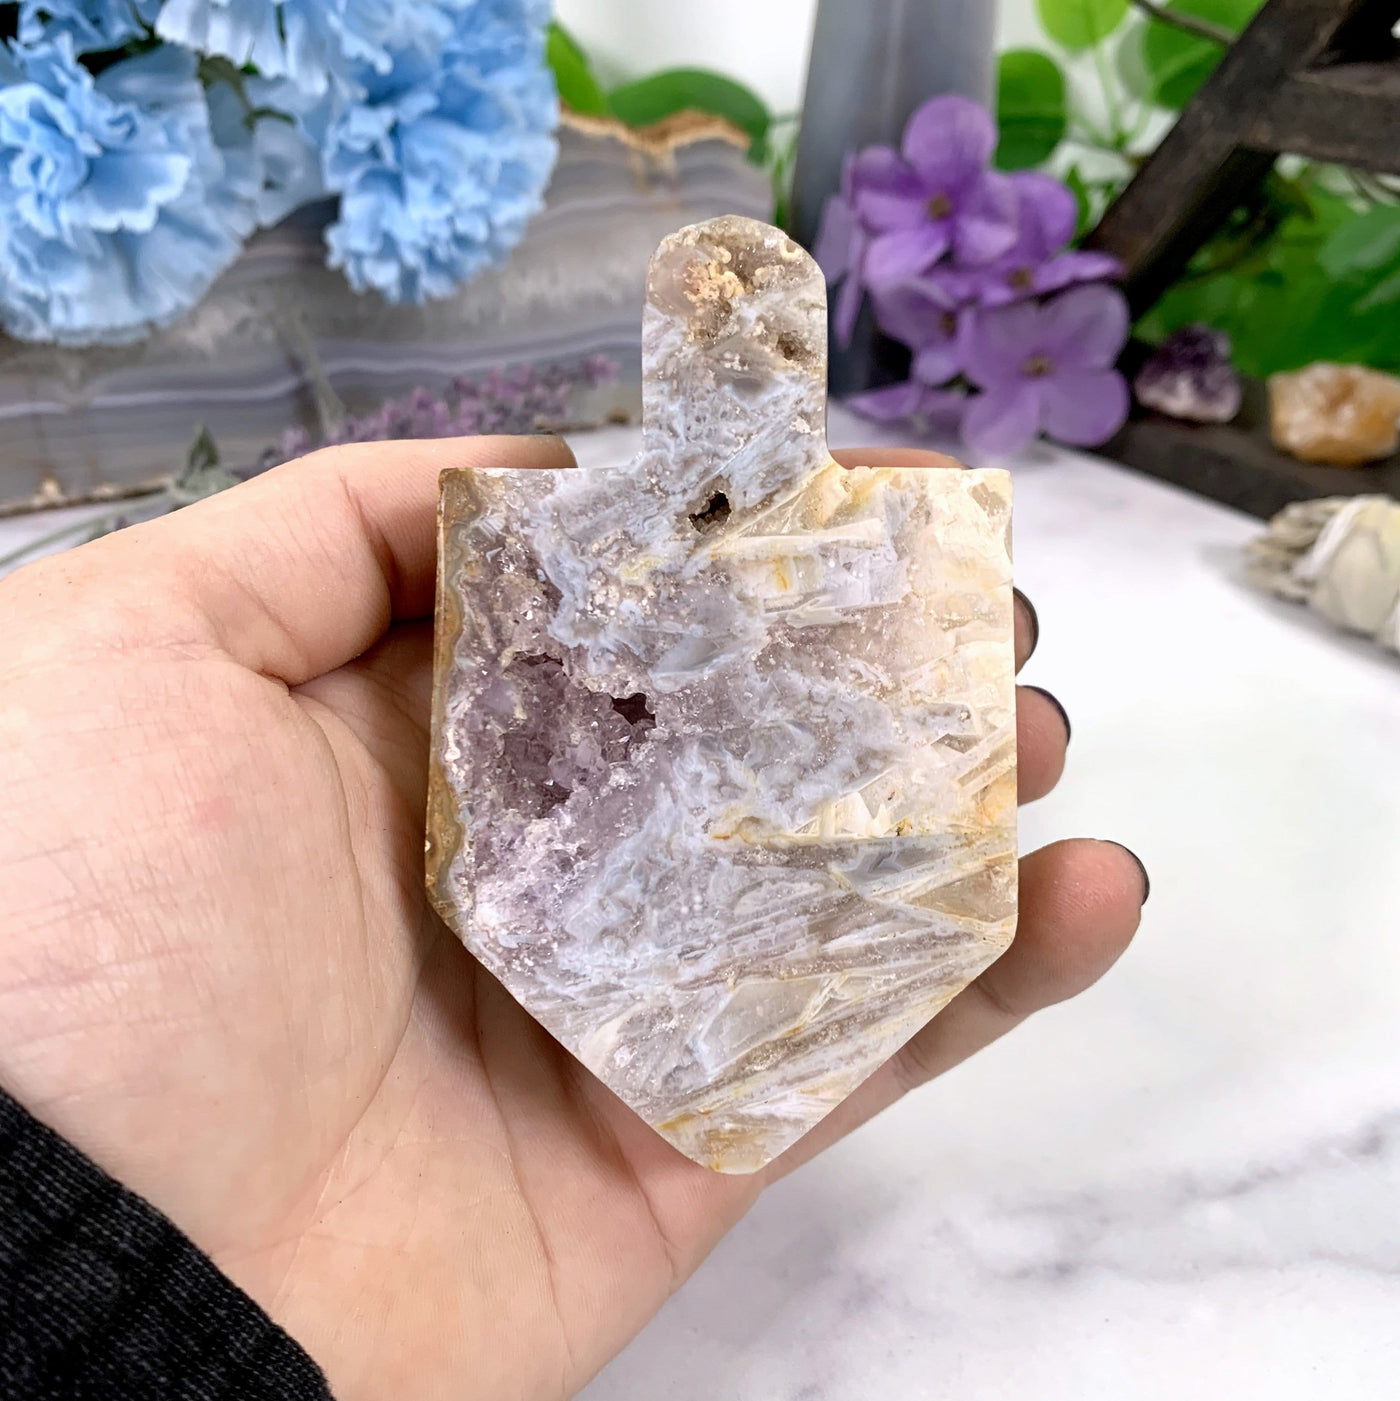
[1134, 324, 1242, 424]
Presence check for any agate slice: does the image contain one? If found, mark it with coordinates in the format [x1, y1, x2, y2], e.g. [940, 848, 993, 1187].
[427, 216, 1018, 1173]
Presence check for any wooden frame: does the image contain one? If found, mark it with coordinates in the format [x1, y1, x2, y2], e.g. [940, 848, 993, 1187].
[1086, 0, 1400, 517]
[1089, 0, 1400, 314]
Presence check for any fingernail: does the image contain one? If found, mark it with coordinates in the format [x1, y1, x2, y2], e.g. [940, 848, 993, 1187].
[1105, 842, 1151, 905]
[1013, 588, 1040, 660]
[1024, 685, 1071, 744]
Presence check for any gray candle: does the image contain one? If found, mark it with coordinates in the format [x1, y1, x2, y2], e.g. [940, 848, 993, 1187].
[790, 0, 999, 394]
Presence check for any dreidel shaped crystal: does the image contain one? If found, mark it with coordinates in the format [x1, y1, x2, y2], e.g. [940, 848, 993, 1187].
[426, 216, 1017, 1173]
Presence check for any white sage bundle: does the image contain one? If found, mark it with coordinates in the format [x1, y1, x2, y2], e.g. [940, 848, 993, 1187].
[1246, 496, 1400, 654]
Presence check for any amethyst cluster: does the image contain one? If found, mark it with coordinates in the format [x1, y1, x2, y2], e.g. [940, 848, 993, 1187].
[266, 354, 618, 466]
[1133, 325, 1243, 424]
[819, 96, 1131, 458]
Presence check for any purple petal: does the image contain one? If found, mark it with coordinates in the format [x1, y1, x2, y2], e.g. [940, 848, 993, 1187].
[951, 171, 1020, 267]
[848, 382, 968, 430]
[857, 189, 936, 232]
[851, 149, 927, 231]
[927, 266, 985, 304]
[902, 95, 997, 193]
[851, 145, 911, 186]
[1041, 369, 1130, 446]
[869, 277, 956, 347]
[913, 387, 969, 430]
[833, 261, 865, 348]
[1032, 250, 1124, 296]
[814, 194, 856, 280]
[865, 226, 950, 287]
[913, 336, 965, 386]
[1039, 284, 1131, 369]
[1011, 172, 1078, 257]
[962, 383, 1043, 457]
[964, 299, 1042, 389]
[976, 274, 1035, 308]
[846, 380, 929, 421]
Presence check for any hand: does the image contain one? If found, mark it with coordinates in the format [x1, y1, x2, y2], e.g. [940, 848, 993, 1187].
[0, 439, 1145, 1400]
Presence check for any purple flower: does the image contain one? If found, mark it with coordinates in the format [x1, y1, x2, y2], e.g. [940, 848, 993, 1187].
[848, 381, 966, 431]
[847, 280, 972, 430]
[814, 153, 869, 348]
[962, 284, 1131, 456]
[947, 172, 1121, 307]
[854, 96, 1018, 288]
[869, 277, 972, 386]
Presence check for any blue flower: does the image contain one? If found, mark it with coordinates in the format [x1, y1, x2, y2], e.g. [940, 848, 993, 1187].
[315, 0, 557, 303]
[155, 0, 344, 95]
[211, 77, 326, 227]
[0, 37, 319, 343]
[154, 0, 468, 97]
[19, 0, 161, 53]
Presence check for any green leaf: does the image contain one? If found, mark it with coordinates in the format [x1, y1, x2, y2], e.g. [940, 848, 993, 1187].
[607, 69, 772, 161]
[1065, 165, 1094, 238]
[1114, 16, 1156, 100]
[546, 22, 610, 117]
[996, 49, 1067, 169]
[1357, 264, 1400, 316]
[770, 121, 800, 231]
[1035, 0, 1129, 51]
[1138, 188, 1400, 377]
[1318, 205, 1400, 279]
[1141, 0, 1262, 109]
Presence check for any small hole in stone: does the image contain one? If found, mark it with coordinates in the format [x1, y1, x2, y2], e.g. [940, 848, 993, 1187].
[689, 492, 731, 531]
[776, 332, 806, 363]
[611, 693, 656, 732]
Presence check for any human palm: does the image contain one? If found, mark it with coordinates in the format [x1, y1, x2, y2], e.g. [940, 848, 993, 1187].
[0, 437, 1144, 1400]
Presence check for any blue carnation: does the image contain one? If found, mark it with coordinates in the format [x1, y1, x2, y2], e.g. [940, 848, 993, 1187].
[19, 0, 161, 53]
[315, 0, 558, 303]
[155, 0, 344, 95]
[0, 36, 322, 343]
[154, 0, 468, 97]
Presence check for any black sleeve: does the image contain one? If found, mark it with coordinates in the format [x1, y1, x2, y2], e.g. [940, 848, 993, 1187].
[0, 1086, 332, 1400]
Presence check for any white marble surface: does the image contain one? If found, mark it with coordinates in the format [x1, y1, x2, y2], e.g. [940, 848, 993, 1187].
[580, 413, 1400, 1399]
[5, 414, 1399, 1396]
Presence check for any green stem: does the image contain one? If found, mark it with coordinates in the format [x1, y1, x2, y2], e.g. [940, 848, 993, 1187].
[1127, 0, 1233, 46]
[1090, 39, 1127, 148]
[1062, 130, 1135, 168]
[1064, 115, 1121, 154]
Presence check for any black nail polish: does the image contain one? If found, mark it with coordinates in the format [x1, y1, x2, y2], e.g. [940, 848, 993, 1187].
[1106, 842, 1151, 905]
[1024, 685, 1071, 744]
[1013, 588, 1040, 661]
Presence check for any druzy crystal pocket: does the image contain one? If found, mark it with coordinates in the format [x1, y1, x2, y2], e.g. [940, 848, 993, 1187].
[426, 216, 1017, 1173]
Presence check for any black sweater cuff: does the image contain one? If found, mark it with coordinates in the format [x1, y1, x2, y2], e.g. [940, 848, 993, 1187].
[1, 1086, 332, 1399]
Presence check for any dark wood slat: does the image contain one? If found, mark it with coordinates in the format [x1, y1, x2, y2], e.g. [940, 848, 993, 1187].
[1250, 63, 1400, 172]
[1105, 376, 1400, 520]
[1086, 0, 1400, 518]
[1089, 148, 1277, 317]
[1086, 0, 1397, 309]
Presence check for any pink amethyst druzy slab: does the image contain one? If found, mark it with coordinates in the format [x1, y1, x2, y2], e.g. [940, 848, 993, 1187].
[427, 216, 1017, 1173]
